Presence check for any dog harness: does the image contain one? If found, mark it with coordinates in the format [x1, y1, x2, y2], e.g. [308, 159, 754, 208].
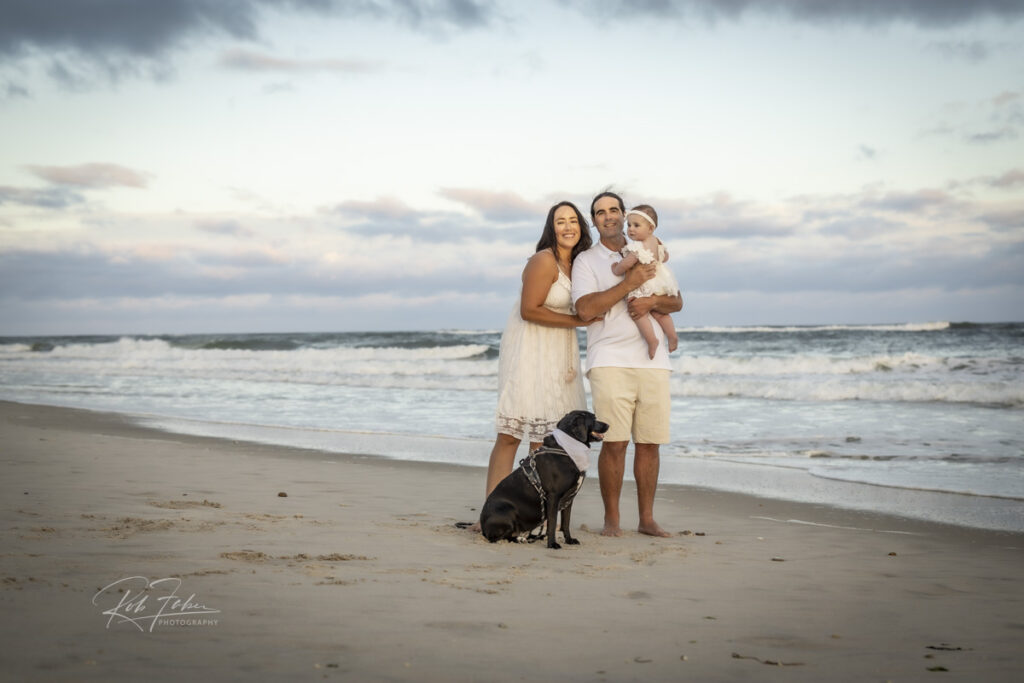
[519, 446, 586, 541]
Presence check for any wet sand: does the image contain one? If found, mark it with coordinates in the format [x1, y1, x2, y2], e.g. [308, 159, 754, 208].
[2, 400, 1022, 681]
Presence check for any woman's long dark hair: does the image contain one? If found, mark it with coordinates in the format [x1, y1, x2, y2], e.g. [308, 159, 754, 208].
[535, 201, 592, 264]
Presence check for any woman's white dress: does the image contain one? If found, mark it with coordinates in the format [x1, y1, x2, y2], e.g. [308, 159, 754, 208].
[495, 270, 586, 442]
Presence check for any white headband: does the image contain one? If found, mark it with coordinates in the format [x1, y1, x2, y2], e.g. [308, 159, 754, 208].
[626, 209, 656, 228]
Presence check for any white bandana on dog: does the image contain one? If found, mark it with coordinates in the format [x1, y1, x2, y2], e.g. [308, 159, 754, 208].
[551, 428, 592, 472]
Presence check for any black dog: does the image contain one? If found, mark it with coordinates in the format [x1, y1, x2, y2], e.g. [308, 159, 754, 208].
[479, 410, 608, 549]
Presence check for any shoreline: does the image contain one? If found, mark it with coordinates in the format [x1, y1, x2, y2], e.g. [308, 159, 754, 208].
[51, 401, 1024, 533]
[2, 400, 1023, 681]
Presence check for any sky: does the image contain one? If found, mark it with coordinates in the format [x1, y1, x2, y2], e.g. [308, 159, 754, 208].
[1, 0, 1022, 335]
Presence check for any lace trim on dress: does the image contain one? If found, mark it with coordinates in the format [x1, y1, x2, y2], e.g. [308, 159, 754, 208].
[496, 414, 559, 442]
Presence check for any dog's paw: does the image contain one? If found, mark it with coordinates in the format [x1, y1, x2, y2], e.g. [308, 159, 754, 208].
[547, 541, 562, 550]
[564, 538, 580, 545]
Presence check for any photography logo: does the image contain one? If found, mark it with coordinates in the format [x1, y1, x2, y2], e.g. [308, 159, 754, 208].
[92, 576, 220, 632]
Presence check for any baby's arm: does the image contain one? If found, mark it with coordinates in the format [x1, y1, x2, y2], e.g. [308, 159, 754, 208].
[643, 236, 665, 263]
[611, 251, 639, 276]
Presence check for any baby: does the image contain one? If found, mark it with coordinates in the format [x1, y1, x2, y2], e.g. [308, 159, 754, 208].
[610, 204, 680, 359]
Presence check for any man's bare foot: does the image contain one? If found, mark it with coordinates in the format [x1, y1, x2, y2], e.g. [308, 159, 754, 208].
[638, 522, 671, 537]
[601, 524, 623, 537]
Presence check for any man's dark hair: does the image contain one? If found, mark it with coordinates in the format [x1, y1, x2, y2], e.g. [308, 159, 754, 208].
[590, 190, 625, 220]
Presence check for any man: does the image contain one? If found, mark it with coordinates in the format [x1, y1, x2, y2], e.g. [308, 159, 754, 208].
[571, 191, 683, 537]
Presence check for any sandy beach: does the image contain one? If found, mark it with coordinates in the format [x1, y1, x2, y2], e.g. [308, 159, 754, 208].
[1, 400, 1022, 682]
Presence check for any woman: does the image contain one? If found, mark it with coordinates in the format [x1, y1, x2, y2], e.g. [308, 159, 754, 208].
[484, 200, 596, 498]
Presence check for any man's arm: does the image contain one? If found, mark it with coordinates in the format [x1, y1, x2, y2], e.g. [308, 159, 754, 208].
[575, 263, 657, 322]
[626, 292, 683, 319]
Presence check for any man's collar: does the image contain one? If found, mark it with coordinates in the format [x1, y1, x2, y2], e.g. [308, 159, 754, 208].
[597, 235, 625, 256]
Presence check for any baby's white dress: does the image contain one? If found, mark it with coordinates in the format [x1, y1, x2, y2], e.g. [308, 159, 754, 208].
[622, 242, 679, 298]
[495, 270, 586, 442]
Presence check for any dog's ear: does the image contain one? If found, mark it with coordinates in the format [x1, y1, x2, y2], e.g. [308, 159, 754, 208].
[570, 411, 590, 443]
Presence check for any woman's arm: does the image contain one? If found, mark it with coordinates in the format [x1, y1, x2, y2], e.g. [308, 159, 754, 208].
[519, 251, 588, 328]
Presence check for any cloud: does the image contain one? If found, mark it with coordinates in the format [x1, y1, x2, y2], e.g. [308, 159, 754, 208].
[0, 185, 84, 208]
[325, 196, 542, 243]
[1, 80, 29, 99]
[0, 241, 510, 303]
[649, 193, 799, 239]
[919, 90, 1023, 146]
[330, 196, 422, 222]
[3, 172, 1021, 332]
[926, 40, 991, 63]
[568, 0, 1024, 28]
[966, 126, 1019, 145]
[0, 0, 497, 88]
[858, 189, 955, 213]
[676, 237, 1024, 295]
[978, 209, 1024, 232]
[988, 168, 1024, 189]
[992, 91, 1022, 107]
[25, 163, 150, 189]
[439, 188, 546, 223]
[195, 219, 256, 238]
[857, 144, 877, 161]
[219, 48, 383, 75]
[0, 0, 264, 59]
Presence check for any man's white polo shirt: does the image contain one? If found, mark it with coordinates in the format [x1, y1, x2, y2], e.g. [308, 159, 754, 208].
[571, 240, 673, 374]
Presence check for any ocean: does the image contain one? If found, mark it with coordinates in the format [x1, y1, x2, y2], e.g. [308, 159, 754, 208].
[2, 322, 1022, 532]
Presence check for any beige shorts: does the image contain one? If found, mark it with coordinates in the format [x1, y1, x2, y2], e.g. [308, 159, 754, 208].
[588, 367, 671, 444]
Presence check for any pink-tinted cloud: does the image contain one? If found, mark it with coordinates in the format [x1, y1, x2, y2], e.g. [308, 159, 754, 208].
[439, 188, 544, 222]
[25, 163, 150, 189]
[219, 48, 383, 75]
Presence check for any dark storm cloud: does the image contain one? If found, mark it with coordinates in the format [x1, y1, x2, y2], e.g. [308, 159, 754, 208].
[0, 0, 496, 87]
[0, 1, 494, 56]
[567, 0, 1024, 27]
